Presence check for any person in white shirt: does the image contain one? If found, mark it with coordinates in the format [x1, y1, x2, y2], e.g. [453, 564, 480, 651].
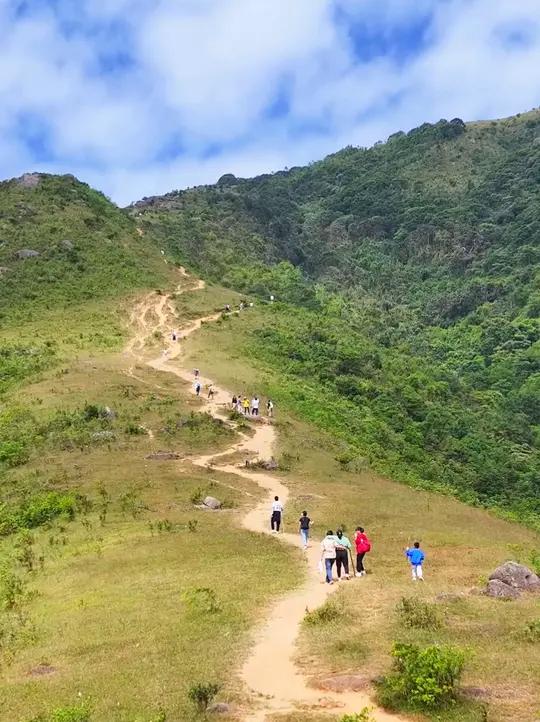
[251, 396, 260, 416]
[271, 495, 283, 532]
[320, 530, 337, 584]
[267, 399, 274, 418]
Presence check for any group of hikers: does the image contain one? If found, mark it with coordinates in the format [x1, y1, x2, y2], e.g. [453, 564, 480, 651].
[271, 497, 426, 583]
[231, 394, 274, 417]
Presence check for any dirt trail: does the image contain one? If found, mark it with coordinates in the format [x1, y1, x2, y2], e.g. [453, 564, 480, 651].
[125, 272, 405, 722]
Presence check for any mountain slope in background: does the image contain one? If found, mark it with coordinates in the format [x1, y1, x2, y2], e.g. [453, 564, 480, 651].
[0, 173, 170, 324]
[130, 110, 540, 526]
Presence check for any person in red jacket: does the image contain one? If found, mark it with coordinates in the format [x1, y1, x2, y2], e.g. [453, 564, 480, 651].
[354, 526, 371, 577]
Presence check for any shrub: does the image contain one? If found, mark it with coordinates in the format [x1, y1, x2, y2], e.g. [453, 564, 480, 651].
[187, 681, 220, 711]
[182, 587, 221, 614]
[377, 642, 466, 711]
[521, 619, 540, 643]
[396, 596, 442, 630]
[340, 710, 375, 722]
[0, 440, 29, 467]
[49, 705, 91, 722]
[304, 598, 344, 626]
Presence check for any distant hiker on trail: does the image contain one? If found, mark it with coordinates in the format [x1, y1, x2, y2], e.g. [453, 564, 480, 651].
[298, 511, 311, 549]
[405, 541, 425, 581]
[171, 331, 177, 341]
[320, 530, 337, 584]
[267, 399, 274, 418]
[236, 395, 242, 413]
[242, 396, 250, 415]
[208, 384, 215, 400]
[354, 526, 371, 577]
[334, 529, 352, 580]
[225, 304, 231, 312]
[194, 368, 200, 378]
[195, 381, 201, 396]
[231, 394, 238, 410]
[271, 496, 283, 533]
[251, 396, 259, 416]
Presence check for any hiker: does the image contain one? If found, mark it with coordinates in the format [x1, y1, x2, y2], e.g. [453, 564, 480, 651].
[266, 399, 274, 417]
[242, 396, 250, 415]
[194, 368, 200, 378]
[225, 304, 231, 312]
[405, 541, 425, 581]
[320, 530, 337, 584]
[334, 529, 352, 580]
[231, 394, 238, 410]
[208, 384, 215, 400]
[236, 394, 242, 413]
[172, 330, 177, 342]
[271, 496, 283, 533]
[298, 511, 311, 549]
[251, 396, 259, 416]
[354, 526, 371, 577]
[195, 381, 201, 396]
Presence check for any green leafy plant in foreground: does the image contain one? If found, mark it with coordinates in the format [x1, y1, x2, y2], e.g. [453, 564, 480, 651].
[377, 642, 466, 711]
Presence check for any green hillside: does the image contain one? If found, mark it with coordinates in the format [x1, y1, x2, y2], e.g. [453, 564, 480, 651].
[0, 173, 170, 325]
[131, 110, 540, 527]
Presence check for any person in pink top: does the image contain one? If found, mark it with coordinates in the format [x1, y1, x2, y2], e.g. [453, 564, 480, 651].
[354, 526, 371, 577]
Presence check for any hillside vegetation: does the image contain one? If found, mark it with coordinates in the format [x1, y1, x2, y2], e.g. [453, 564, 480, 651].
[0, 173, 170, 325]
[131, 110, 540, 528]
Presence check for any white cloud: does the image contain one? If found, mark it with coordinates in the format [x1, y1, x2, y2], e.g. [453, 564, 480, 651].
[0, 0, 540, 204]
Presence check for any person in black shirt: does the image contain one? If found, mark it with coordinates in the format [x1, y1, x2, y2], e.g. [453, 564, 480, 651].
[299, 511, 311, 549]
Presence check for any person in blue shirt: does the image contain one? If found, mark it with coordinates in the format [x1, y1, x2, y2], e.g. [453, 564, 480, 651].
[405, 541, 425, 581]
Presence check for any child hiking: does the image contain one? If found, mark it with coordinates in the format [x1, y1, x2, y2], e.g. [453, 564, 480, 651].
[405, 541, 425, 581]
[354, 526, 371, 577]
[298, 511, 311, 549]
[271, 496, 283, 533]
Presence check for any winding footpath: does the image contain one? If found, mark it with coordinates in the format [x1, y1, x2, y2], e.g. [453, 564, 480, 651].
[126, 270, 404, 722]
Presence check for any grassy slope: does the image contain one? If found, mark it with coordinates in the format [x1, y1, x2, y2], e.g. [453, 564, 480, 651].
[0, 173, 171, 325]
[129, 110, 540, 529]
[0, 282, 299, 722]
[181, 303, 540, 722]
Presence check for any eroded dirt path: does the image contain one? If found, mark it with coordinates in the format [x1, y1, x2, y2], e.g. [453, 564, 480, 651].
[125, 272, 404, 722]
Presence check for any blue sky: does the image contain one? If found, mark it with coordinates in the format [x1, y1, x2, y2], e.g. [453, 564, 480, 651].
[1, 0, 540, 204]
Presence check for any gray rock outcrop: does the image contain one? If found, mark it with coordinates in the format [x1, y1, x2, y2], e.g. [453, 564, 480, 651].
[16, 249, 40, 259]
[203, 496, 222, 510]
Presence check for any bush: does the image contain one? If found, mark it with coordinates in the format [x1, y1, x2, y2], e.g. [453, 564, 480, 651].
[304, 598, 344, 626]
[49, 705, 91, 722]
[396, 596, 442, 630]
[182, 587, 221, 614]
[377, 642, 466, 711]
[521, 619, 540, 643]
[340, 710, 374, 722]
[187, 681, 221, 711]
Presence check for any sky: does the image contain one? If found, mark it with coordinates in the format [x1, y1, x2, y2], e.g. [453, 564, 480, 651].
[1, 0, 540, 204]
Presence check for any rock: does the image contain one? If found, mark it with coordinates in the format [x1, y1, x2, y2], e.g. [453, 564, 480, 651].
[208, 702, 230, 714]
[102, 406, 116, 420]
[28, 663, 57, 677]
[263, 457, 279, 470]
[203, 496, 222, 510]
[0, 266, 9, 274]
[91, 431, 116, 442]
[145, 451, 180, 460]
[16, 172, 41, 188]
[16, 248, 40, 259]
[489, 561, 540, 591]
[485, 579, 521, 600]
[310, 674, 369, 692]
[60, 239, 74, 250]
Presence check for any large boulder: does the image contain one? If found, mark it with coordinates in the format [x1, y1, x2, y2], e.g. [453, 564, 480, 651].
[16, 249, 40, 259]
[485, 579, 521, 600]
[203, 496, 221, 510]
[489, 561, 540, 591]
[16, 172, 41, 188]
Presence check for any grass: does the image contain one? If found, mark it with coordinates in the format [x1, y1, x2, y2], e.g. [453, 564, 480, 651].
[1, 278, 539, 722]
[179, 297, 540, 722]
